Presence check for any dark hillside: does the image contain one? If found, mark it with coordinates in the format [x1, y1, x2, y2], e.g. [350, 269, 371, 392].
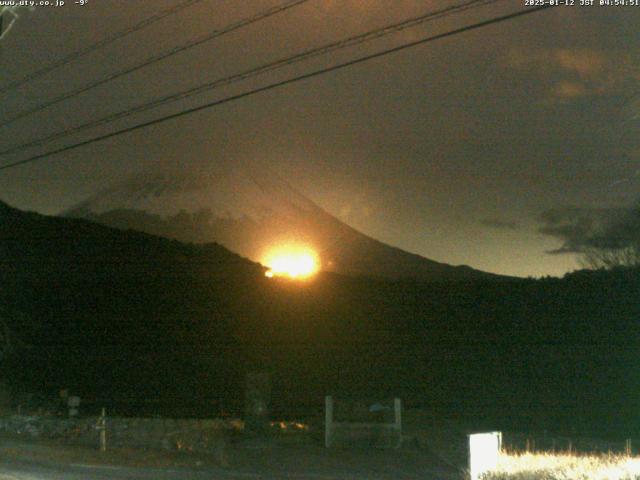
[1, 201, 639, 437]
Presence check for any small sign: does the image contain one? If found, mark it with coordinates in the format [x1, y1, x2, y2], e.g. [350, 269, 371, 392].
[468, 431, 502, 480]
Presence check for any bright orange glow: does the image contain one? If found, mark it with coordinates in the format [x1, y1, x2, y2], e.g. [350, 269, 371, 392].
[263, 246, 319, 279]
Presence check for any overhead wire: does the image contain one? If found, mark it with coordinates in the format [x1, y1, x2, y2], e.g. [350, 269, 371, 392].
[0, 0, 498, 157]
[0, 0, 209, 96]
[0, 4, 552, 172]
[0, 0, 313, 128]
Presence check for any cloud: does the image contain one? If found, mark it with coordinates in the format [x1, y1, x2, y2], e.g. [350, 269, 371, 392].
[337, 199, 373, 223]
[554, 49, 607, 78]
[553, 81, 588, 99]
[503, 47, 637, 100]
[538, 204, 640, 254]
[505, 48, 606, 78]
[481, 218, 519, 230]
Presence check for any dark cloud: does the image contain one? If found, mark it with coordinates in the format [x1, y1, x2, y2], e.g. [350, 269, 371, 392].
[481, 218, 518, 230]
[539, 203, 640, 255]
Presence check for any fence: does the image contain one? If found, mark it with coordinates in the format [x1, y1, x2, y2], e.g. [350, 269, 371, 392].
[324, 396, 402, 448]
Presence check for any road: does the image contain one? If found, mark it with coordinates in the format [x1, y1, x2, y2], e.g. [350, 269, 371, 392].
[0, 459, 460, 480]
[0, 451, 460, 479]
[0, 434, 461, 479]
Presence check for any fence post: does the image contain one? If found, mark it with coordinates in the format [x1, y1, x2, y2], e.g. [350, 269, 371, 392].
[393, 398, 402, 448]
[626, 439, 632, 456]
[325, 396, 333, 448]
[96, 407, 107, 452]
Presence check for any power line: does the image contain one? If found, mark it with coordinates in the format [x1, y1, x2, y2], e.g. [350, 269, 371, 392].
[0, 6, 35, 41]
[0, 5, 552, 173]
[0, 0, 497, 157]
[0, 0, 312, 128]
[0, 0, 207, 95]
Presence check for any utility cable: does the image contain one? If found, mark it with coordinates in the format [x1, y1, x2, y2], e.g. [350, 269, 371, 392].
[0, 0, 208, 95]
[0, 0, 497, 156]
[0, 5, 552, 172]
[0, 0, 312, 128]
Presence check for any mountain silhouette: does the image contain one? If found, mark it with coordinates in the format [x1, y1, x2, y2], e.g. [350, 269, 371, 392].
[65, 166, 506, 281]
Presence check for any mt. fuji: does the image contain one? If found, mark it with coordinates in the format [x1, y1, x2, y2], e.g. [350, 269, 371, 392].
[66, 165, 504, 281]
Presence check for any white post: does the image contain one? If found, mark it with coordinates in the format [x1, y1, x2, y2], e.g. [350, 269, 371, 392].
[468, 432, 502, 480]
[325, 396, 333, 448]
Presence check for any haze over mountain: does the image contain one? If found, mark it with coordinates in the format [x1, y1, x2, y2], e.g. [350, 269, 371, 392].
[65, 165, 504, 281]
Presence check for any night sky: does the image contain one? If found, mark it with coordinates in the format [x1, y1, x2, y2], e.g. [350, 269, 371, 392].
[0, 0, 638, 277]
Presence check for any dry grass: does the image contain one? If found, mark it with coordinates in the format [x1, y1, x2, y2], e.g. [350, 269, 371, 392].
[483, 451, 640, 480]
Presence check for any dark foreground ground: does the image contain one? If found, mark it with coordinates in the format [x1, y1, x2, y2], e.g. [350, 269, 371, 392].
[0, 425, 464, 480]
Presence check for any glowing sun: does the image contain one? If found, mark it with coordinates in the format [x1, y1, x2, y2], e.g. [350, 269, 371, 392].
[263, 246, 319, 279]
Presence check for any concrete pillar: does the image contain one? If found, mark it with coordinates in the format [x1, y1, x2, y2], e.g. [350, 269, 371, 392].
[244, 372, 271, 434]
[325, 395, 334, 448]
[67, 395, 80, 418]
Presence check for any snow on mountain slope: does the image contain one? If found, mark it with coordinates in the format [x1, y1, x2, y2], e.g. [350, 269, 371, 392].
[66, 166, 504, 281]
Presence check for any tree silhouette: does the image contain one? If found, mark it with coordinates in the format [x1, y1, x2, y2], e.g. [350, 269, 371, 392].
[580, 204, 640, 269]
